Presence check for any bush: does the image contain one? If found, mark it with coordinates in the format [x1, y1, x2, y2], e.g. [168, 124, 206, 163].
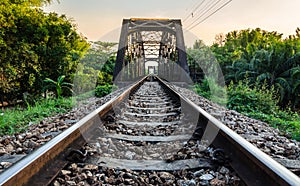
[95, 84, 113, 97]
[227, 80, 300, 140]
[227, 80, 278, 114]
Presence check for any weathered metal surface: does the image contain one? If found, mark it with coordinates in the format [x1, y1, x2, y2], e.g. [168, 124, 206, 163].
[113, 18, 189, 81]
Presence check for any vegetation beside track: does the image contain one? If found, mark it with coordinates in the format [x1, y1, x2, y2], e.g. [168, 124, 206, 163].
[0, 0, 299, 141]
[0, 97, 74, 135]
[189, 29, 300, 141]
[193, 79, 300, 140]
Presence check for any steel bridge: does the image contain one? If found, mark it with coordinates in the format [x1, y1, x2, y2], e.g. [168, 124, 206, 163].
[113, 18, 190, 82]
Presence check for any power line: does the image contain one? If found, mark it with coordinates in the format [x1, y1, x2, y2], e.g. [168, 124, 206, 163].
[184, 0, 200, 13]
[184, 0, 219, 25]
[186, 0, 225, 29]
[185, 0, 223, 30]
[186, 0, 232, 31]
[183, 0, 206, 23]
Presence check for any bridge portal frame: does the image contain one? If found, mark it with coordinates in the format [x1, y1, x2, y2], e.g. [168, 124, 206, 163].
[113, 18, 189, 81]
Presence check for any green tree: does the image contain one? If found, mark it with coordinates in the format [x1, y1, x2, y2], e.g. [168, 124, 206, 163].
[79, 42, 117, 86]
[10, 0, 58, 6]
[0, 0, 89, 103]
[211, 28, 300, 109]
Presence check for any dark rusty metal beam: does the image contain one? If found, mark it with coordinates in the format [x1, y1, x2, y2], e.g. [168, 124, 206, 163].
[174, 20, 189, 75]
[113, 19, 129, 80]
[113, 18, 190, 81]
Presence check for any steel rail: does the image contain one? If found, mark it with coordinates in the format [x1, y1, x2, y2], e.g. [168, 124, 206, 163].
[0, 76, 148, 186]
[157, 76, 300, 186]
[0, 75, 299, 186]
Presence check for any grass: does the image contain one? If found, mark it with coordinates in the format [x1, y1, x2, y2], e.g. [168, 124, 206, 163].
[247, 110, 300, 141]
[0, 88, 108, 136]
[0, 97, 75, 135]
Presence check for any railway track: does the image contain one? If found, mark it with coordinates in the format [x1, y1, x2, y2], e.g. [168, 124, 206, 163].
[0, 75, 299, 186]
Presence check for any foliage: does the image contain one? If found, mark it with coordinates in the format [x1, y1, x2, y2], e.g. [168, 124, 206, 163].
[187, 40, 227, 106]
[211, 28, 300, 109]
[0, 0, 89, 103]
[10, 0, 59, 6]
[206, 28, 300, 140]
[0, 97, 74, 135]
[95, 84, 113, 97]
[247, 111, 300, 141]
[80, 41, 117, 71]
[187, 40, 222, 83]
[193, 78, 227, 105]
[226, 80, 300, 140]
[193, 83, 210, 99]
[72, 63, 99, 95]
[227, 80, 279, 114]
[74, 42, 116, 95]
[43, 75, 73, 98]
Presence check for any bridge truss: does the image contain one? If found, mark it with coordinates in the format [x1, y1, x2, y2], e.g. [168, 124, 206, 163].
[113, 18, 190, 82]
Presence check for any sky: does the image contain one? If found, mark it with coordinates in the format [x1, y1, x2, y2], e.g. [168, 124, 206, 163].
[43, 0, 300, 46]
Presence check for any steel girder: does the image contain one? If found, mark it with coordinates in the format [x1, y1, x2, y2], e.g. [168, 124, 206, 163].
[113, 18, 189, 81]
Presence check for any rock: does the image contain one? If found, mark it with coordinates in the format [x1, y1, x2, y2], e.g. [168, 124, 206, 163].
[124, 178, 134, 185]
[230, 175, 240, 185]
[219, 166, 230, 174]
[187, 179, 196, 186]
[125, 151, 136, 160]
[70, 163, 78, 171]
[159, 172, 175, 181]
[26, 132, 33, 139]
[83, 164, 98, 171]
[149, 153, 160, 158]
[5, 144, 14, 152]
[123, 172, 133, 179]
[16, 147, 23, 154]
[65, 181, 76, 185]
[79, 172, 87, 180]
[0, 162, 12, 169]
[200, 180, 210, 185]
[56, 177, 65, 184]
[0, 148, 6, 155]
[17, 135, 24, 141]
[107, 138, 117, 150]
[53, 180, 61, 186]
[193, 169, 204, 177]
[86, 170, 93, 178]
[200, 173, 214, 181]
[77, 181, 88, 186]
[224, 174, 230, 184]
[104, 176, 115, 184]
[27, 141, 38, 148]
[61, 170, 71, 175]
[210, 178, 226, 186]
